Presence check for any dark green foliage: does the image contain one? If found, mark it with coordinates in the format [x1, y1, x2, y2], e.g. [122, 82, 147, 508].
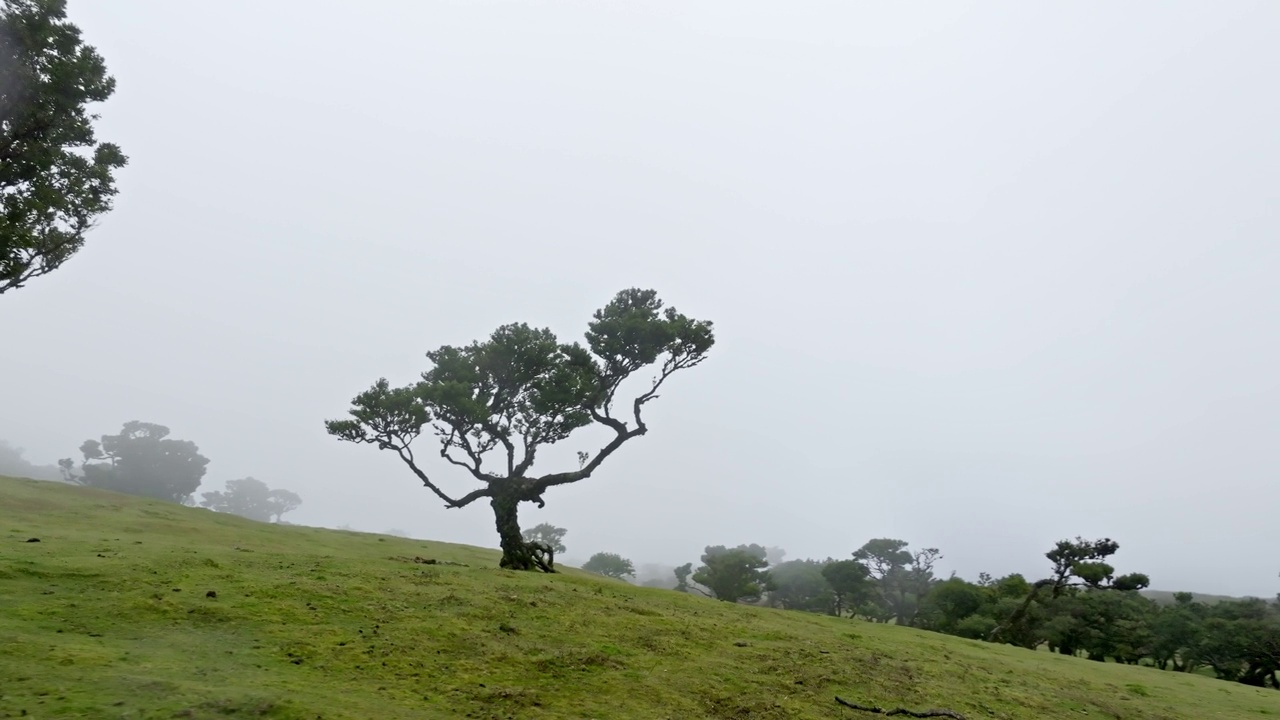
[853, 539, 940, 626]
[1042, 537, 1150, 597]
[325, 289, 714, 572]
[199, 477, 302, 523]
[581, 552, 635, 580]
[821, 559, 874, 618]
[991, 537, 1150, 647]
[1148, 597, 1203, 671]
[0, 0, 127, 294]
[691, 544, 773, 603]
[1183, 599, 1280, 687]
[673, 562, 693, 592]
[1042, 590, 1156, 663]
[768, 559, 836, 614]
[919, 578, 987, 634]
[522, 522, 567, 554]
[61, 421, 209, 503]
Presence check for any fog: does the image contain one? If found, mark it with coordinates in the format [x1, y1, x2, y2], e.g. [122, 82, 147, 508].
[2, 1, 1278, 597]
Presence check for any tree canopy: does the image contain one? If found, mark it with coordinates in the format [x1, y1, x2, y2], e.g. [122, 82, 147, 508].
[691, 544, 773, 603]
[522, 522, 567, 554]
[821, 559, 874, 618]
[769, 559, 836, 614]
[853, 538, 940, 626]
[990, 536, 1151, 645]
[581, 552, 635, 580]
[61, 421, 209, 503]
[0, 0, 127, 294]
[325, 289, 714, 572]
[200, 477, 302, 523]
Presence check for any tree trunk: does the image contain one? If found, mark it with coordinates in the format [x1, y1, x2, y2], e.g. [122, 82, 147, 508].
[491, 493, 555, 573]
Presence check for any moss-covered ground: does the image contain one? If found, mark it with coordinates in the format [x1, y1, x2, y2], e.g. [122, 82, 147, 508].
[2, 476, 1276, 719]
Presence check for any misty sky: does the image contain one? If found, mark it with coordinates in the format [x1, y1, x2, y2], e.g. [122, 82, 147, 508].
[2, 2, 1278, 596]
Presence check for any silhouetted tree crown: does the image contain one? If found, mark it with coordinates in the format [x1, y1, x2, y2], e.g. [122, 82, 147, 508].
[61, 421, 208, 503]
[821, 559, 874, 618]
[521, 523, 568, 554]
[582, 552, 635, 580]
[0, 0, 127, 294]
[325, 289, 714, 572]
[692, 544, 773, 603]
[200, 477, 302, 523]
[673, 562, 693, 592]
[853, 538, 941, 626]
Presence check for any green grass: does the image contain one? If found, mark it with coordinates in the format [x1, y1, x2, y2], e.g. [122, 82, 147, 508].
[1, 476, 1277, 719]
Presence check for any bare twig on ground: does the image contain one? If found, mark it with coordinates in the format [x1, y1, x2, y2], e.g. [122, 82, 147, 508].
[835, 696, 967, 719]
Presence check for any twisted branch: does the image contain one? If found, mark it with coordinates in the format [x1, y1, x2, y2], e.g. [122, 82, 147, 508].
[835, 697, 966, 719]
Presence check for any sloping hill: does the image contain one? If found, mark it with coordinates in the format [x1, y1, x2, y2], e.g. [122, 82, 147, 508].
[1, 477, 1276, 719]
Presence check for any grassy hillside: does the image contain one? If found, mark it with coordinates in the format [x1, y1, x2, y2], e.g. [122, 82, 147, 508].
[2, 477, 1277, 720]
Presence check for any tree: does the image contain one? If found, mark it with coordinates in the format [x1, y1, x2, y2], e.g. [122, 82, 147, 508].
[61, 421, 209, 503]
[1186, 599, 1280, 688]
[522, 522, 567, 554]
[673, 562, 693, 592]
[769, 559, 835, 614]
[325, 289, 714, 572]
[990, 537, 1149, 646]
[581, 552, 635, 580]
[691, 544, 772, 603]
[853, 539, 940, 626]
[0, 0, 127, 295]
[821, 559, 874, 618]
[919, 577, 987, 634]
[200, 477, 303, 523]
[1150, 594, 1205, 671]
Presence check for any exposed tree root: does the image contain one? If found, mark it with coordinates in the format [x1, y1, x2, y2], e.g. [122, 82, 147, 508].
[835, 697, 967, 719]
[499, 539, 556, 573]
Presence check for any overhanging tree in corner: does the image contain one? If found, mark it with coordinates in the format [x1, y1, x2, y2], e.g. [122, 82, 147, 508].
[324, 288, 714, 572]
[0, 0, 128, 295]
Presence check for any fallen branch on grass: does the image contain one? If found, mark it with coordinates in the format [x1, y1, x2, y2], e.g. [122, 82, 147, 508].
[835, 697, 967, 719]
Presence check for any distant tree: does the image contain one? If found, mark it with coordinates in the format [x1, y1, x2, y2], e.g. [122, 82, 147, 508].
[919, 577, 987, 634]
[384, 528, 410, 537]
[0, 0, 128, 295]
[769, 559, 835, 614]
[1184, 598, 1280, 688]
[990, 537, 1150, 646]
[62, 421, 209, 503]
[1149, 594, 1205, 671]
[853, 539, 940, 626]
[582, 552, 635, 580]
[1043, 589, 1156, 663]
[0, 439, 60, 481]
[692, 544, 773, 603]
[673, 562, 693, 593]
[821, 559, 874, 618]
[325, 289, 714, 572]
[200, 477, 302, 523]
[521, 522, 567, 554]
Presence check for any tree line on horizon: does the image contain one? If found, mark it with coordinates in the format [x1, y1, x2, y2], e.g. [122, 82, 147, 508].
[0, 422, 303, 525]
[529, 521, 1278, 690]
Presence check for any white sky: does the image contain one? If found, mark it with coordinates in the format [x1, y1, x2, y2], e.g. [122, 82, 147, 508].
[2, 1, 1278, 596]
